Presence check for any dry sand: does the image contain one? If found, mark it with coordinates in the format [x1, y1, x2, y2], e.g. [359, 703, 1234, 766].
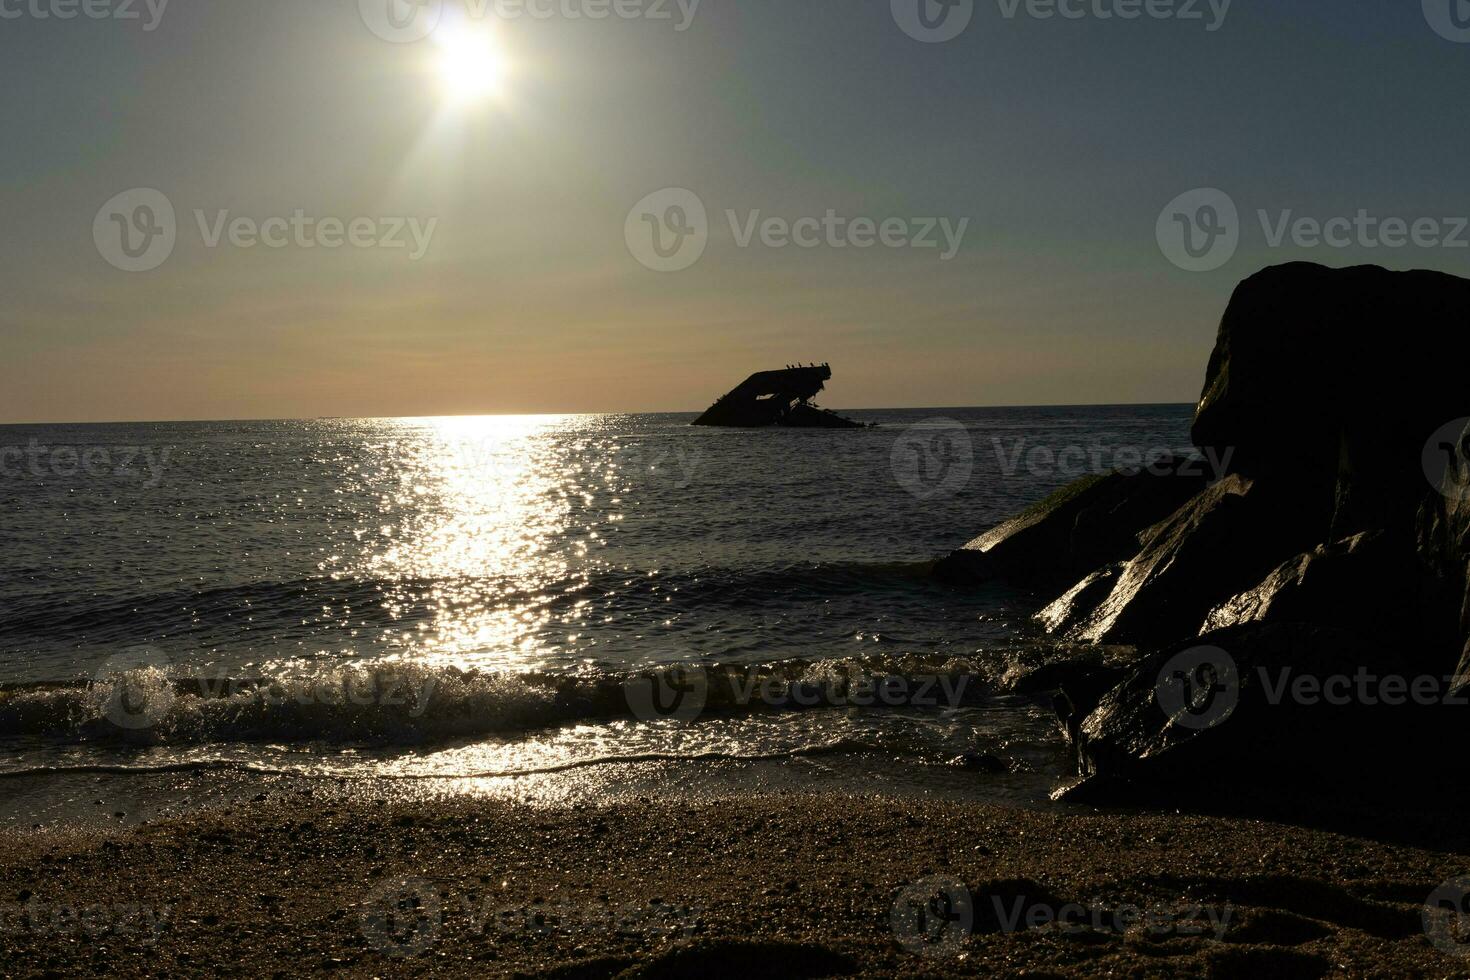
[1, 790, 1467, 978]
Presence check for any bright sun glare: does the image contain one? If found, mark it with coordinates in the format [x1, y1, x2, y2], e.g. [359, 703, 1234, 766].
[433, 21, 505, 105]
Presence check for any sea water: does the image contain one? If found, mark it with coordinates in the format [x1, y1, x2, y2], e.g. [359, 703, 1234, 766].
[0, 407, 1193, 820]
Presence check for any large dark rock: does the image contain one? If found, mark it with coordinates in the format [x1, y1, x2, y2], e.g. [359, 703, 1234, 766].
[1193, 263, 1470, 541]
[1066, 475, 1324, 645]
[1201, 531, 1451, 648]
[933, 457, 1211, 590]
[934, 264, 1470, 801]
[1061, 623, 1458, 800]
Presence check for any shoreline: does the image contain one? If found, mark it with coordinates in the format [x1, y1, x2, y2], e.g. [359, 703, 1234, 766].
[0, 781, 1465, 977]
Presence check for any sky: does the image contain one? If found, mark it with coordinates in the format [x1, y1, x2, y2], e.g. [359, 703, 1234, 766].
[2, 0, 1468, 422]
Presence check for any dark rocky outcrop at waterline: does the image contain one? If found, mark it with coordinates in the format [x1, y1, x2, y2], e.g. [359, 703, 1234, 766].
[933, 456, 1212, 591]
[936, 263, 1470, 800]
[1064, 473, 1326, 645]
[1054, 622, 1466, 802]
[1199, 530, 1452, 647]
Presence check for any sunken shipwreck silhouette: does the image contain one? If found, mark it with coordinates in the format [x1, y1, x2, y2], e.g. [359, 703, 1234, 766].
[692, 363, 868, 428]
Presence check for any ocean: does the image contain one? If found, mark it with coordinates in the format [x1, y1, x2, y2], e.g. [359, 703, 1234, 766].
[0, 406, 1194, 824]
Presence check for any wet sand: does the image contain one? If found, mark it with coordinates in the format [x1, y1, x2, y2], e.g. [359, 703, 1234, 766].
[0, 788, 1467, 977]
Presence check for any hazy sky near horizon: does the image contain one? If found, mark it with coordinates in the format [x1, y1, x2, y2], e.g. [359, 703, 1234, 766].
[3, 0, 1469, 422]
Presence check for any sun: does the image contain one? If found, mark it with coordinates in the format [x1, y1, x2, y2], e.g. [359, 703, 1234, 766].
[432, 21, 505, 106]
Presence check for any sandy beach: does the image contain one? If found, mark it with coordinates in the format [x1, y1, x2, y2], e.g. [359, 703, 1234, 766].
[1, 784, 1467, 978]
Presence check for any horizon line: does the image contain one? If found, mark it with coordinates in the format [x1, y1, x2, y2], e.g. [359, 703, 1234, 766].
[0, 401, 1199, 427]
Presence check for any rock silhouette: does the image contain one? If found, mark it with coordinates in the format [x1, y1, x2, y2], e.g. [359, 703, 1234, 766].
[938, 263, 1470, 799]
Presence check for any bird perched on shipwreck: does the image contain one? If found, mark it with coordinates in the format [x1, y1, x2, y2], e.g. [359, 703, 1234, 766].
[692, 363, 869, 428]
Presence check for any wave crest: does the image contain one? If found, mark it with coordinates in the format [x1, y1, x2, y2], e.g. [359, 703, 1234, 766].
[0, 653, 998, 748]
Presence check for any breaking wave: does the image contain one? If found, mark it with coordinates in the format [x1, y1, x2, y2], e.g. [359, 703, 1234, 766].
[0, 653, 1011, 749]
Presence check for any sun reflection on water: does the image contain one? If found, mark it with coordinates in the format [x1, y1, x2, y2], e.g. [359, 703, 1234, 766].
[361, 415, 585, 672]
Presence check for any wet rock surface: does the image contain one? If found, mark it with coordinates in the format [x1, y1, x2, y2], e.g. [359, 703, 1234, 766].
[1068, 475, 1323, 645]
[934, 456, 1210, 591]
[1201, 531, 1444, 645]
[1060, 622, 1451, 794]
